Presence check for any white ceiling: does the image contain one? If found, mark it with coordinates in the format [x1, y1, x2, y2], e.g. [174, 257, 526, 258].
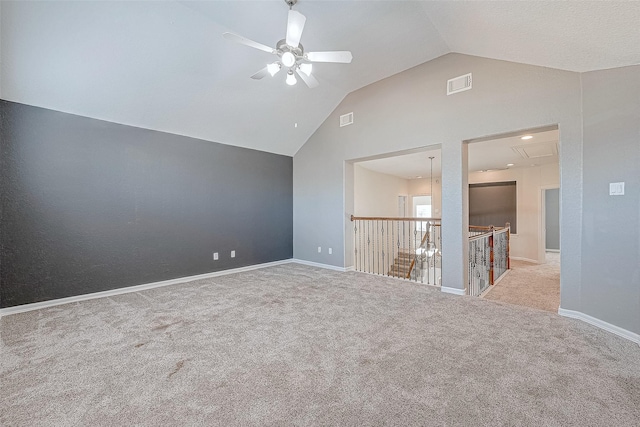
[357, 148, 443, 180]
[1, 1, 639, 156]
[357, 129, 559, 179]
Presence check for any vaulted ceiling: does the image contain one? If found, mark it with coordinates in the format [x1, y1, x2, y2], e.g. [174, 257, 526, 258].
[1, 1, 639, 156]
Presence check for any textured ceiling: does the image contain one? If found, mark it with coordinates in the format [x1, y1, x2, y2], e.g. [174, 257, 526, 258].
[1, 1, 639, 156]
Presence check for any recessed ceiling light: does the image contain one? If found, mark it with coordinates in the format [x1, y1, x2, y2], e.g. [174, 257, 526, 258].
[521, 135, 533, 140]
[507, 163, 514, 167]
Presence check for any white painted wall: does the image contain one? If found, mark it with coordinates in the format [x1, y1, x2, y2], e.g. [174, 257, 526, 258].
[354, 165, 409, 217]
[468, 163, 559, 262]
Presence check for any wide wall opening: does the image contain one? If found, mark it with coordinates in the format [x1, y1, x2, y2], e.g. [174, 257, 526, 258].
[346, 145, 442, 285]
[466, 126, 561, 311]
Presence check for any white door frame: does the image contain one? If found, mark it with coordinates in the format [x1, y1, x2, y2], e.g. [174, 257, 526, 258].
[398, 194, 408, 217]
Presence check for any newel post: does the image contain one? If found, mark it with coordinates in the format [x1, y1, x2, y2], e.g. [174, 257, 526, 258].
[505, 222, 511, 270]
[489, 225, 495, 285]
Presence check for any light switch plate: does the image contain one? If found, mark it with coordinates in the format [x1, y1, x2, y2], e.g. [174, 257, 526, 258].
[609, 182, 625, 195]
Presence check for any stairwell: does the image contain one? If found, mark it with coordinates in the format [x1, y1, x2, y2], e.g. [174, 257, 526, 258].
[387, 249, 414, 278]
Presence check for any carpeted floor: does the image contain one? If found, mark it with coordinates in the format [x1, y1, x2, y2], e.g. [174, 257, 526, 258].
[1, 263, 639, 426]
[483, 252, 561, 313]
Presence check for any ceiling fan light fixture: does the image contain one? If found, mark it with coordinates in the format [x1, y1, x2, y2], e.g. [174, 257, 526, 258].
[286, 71, 297, 86]
[299, 63, 312, 76]
[282, 51, 296, 68]
[267, 62, 281, 76]
[223, 0, 352, 89]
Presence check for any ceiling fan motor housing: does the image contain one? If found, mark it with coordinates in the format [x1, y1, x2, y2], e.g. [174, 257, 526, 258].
[277, 39, 305, 64]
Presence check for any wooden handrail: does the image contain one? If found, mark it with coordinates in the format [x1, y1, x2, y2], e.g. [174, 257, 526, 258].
[405, 230, 431, 279]
[469, 225, 506, 230]
[351, 215, 441, 222]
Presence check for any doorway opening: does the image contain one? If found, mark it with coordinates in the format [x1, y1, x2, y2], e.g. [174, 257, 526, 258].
[466, 125, 561, 312]
[345, 145, 442, 284]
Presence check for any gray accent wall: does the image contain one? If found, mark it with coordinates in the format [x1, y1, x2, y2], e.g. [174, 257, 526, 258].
[295, 53, 583, 302]
[469, 182, 517, 234]
[0, 100, 293, 308]
[581, 66, 640, 335]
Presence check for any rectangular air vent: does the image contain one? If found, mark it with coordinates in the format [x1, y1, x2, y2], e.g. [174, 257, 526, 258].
[447, 73, 472, 95]
[340, 112, 354, 127]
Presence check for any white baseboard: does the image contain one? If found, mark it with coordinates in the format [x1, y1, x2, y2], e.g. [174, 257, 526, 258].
[510, 256, 540, 264]
[493, 269, 511, 286]
[545, 249, 560, 253]
[0, 259, 292, 318]
[558, 308, 640, 346]
[479, 285, 494, 298]
[290, 259, 351, 272]
[440, 286, 466, 296]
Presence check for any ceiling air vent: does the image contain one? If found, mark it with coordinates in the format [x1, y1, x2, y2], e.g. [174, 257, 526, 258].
[447, 73, 472, 95]
[340, 112, 354, 127]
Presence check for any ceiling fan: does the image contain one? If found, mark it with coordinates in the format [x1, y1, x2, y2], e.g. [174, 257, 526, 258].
[222, 0, 352, 88]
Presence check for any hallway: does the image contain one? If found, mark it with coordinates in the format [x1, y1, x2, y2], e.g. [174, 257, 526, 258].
[483, 252, 560, 313]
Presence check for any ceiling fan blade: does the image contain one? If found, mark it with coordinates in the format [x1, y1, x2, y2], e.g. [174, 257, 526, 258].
[285, 10, 306, 48]
[296, 69, 319, 88]
[223, 32, 274, 54]
[250, 66, 270, 80]
[306, 51, 353, 64]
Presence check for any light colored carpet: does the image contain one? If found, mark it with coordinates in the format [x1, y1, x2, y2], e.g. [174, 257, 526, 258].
[483, 252, 561, 313]
[1, 263, 639, 426]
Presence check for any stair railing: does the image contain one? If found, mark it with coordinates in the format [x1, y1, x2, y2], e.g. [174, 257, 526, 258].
[350, 215, 442, 285]
[468, 223, 510, 296]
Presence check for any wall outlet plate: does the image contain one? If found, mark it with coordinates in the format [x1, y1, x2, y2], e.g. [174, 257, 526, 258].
[231, 250, 235, 258]
[317, 246, 322, 253]
[213, 252, 219, 261]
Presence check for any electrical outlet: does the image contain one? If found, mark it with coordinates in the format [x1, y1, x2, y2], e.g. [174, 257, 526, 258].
[213, 252, 219, 261]
[329, 248, 332, 255]
[231, 250, 236, 258]
[318, 246, 322, 253]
